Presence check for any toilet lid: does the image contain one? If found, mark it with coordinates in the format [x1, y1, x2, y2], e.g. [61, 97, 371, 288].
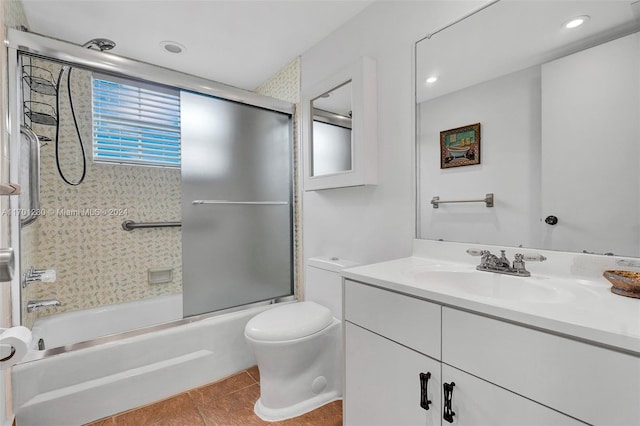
[245, 302, 334, 341]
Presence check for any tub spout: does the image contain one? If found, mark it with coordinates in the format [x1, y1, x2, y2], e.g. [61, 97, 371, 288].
[27, 299, 61, 313]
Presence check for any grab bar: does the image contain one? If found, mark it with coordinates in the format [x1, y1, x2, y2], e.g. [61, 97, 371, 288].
[192, 200, 289, 206]
[20, 125, 41, 226]
[121, 220, 181, 231]
[431, 193, 494, 208]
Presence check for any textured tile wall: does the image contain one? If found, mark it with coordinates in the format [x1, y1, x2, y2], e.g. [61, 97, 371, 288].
[22, 58, 182, 326]
[2, 0, 28, 30]
[255, 57, 300, 104]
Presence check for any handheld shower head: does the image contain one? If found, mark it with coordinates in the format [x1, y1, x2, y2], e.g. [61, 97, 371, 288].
[82, 38, 116, 51]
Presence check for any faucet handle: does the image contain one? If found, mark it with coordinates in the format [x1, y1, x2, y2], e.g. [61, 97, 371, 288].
[520, 253, 547, 262]
[22, 266, 57, 288]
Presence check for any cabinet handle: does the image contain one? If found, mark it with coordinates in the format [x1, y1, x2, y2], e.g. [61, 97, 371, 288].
[419, 372, 432, 410]
[443, 381, 456, 423]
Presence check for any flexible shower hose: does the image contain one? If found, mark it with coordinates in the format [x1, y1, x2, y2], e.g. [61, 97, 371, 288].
[54, 66, 87, 186]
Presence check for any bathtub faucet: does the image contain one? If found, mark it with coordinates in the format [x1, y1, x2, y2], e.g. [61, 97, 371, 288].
[22, 266, 57, 288]
[27, 299, 61, 313]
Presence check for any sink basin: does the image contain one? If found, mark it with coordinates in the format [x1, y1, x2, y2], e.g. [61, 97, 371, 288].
[411, 270, 575, 303]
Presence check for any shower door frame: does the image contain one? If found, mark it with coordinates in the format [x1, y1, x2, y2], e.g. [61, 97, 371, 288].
[6, 28, 297, 327]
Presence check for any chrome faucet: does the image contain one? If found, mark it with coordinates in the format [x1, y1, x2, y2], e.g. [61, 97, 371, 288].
[27, 299, 61, 313]
[467, 249, 546, 277]
[22, 266, 56, 288]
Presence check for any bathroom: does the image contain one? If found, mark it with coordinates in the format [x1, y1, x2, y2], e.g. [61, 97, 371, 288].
[1, 0, 639, 425]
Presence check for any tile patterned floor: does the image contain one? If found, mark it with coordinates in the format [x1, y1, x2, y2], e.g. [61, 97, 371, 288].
[86, 367, 342, 426]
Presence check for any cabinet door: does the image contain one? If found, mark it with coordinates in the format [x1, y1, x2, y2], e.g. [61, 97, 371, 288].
[442, 307, 640, 425]
[441, 365, 584, 426]
[345, 321, 441, 426]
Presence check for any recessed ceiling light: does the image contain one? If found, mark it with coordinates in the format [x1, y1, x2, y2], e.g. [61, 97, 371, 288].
[426, 76, 438, 84]
[564, 15, 590, 29]
[160, 41, 186, 54]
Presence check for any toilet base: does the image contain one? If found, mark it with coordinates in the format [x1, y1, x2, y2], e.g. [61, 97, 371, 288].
[254, 392, 341, 422]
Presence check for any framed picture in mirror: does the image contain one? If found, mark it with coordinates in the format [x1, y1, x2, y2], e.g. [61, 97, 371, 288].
[440, 122, 480, 169]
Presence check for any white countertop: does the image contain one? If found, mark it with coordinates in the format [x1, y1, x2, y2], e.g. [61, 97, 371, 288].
[341, 241, 640, 354]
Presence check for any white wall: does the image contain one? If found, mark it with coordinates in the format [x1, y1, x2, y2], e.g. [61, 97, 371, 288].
[301, 1, 487, 265]
[541, 33, 640, 256]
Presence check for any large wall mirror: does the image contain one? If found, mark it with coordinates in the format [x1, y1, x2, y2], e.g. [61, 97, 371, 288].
[303, 56, 377, 191]
[416, 0, 640, 257]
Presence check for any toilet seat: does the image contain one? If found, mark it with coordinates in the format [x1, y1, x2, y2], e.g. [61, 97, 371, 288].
[245, 302, 333, 342]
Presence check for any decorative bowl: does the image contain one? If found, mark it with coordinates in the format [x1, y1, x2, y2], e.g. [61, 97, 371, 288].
[603, 270, 640, 299]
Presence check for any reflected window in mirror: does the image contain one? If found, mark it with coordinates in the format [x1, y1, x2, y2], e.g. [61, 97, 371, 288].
[311, 81, 353, 177]
[303, 56, 376, 191]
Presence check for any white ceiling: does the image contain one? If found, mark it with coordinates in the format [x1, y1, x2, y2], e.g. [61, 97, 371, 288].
[416, 0, 640, 103]
[20, 0, 373, 91]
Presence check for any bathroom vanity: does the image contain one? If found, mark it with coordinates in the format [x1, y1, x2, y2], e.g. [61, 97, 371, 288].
[341, 240, 640, 426]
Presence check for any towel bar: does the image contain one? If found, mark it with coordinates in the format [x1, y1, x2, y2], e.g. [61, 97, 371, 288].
[431, 193, 494, 208]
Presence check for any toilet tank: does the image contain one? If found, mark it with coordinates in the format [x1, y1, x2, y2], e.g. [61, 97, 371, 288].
[305, 256, 358, 320]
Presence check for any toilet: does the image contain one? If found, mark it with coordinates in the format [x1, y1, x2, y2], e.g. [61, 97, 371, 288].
[244, 256, 357, 421]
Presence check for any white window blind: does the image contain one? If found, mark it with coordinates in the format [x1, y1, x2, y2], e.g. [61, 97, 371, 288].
[92, 75, 181, 167]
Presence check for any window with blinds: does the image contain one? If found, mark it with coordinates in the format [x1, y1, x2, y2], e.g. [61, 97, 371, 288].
[92, 75, 181, 167]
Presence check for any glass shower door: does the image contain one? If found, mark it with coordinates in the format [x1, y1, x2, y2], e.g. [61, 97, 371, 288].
[181, 91, 293, 317]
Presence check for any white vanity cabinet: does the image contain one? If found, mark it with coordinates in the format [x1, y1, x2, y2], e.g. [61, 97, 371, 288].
[344, 280, 442, 425]
[343, 279, 631, 425]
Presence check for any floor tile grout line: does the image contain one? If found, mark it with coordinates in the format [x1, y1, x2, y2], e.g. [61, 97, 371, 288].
[187, 372, 260, 406]
[194, 403, 213, 426]
[246, 370, 259, 384]
[188, 382, 262, 421]
[242, 369, 260, 386]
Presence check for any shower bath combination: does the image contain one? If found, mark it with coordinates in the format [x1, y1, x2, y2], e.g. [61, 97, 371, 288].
[7, 28, 298, 424]
[12, 27, 295, 342]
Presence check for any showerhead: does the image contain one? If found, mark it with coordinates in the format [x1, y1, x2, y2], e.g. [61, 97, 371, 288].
[82, 38, 116, 51]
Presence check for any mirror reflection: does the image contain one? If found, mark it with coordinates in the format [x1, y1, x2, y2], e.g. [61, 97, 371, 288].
[311, 81, 352, 177]
[416, 1, 640, 257]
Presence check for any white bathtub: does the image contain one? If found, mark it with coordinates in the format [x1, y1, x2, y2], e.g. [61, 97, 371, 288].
[30, 294, 184, 350]
[12, 297, 282, 426]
